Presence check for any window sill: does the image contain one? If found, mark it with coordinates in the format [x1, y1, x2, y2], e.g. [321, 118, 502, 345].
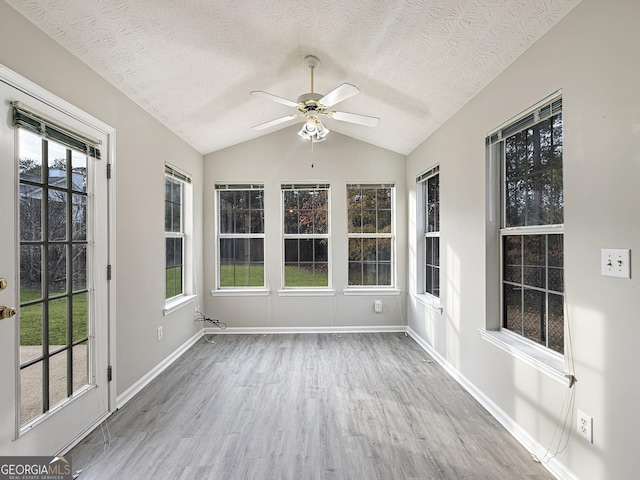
[479, 329, 570, 386]
[343, 288, 401, 296]
[414, 293, 443, 314]
[210, 288, 270, 297]
[277, 289, 336, 297]
[163, 294, 197, 316]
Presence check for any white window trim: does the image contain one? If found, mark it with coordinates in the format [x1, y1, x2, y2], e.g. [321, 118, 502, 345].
[484, 91, 566, 376]
[214, 184, 266, 290]
[281, 184, 332, 290]
[164, 165, 193, 311]
[417, 166, 440, 299]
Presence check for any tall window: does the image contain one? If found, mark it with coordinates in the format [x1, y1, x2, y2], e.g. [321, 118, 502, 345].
[346, 184, 394, 287]
[282, 184, 329, 287]
[216, 184, 265, 288]
[164, 165, 190, 301]
[418, 167, 440, 297]
[490, 95, 564, 354]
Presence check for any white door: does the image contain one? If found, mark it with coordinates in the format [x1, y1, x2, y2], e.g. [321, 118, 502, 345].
[0, 76, 111, 456]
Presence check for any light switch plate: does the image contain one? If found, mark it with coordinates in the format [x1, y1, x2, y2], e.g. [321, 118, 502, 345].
[601, 249, 631, 278]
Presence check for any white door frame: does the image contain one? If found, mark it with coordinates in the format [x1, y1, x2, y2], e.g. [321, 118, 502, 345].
[0, 63, 117, 454]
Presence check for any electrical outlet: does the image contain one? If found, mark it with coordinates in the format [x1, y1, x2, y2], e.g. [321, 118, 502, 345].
[577, 410, 593, 443]
[157, 326, 163, 341]
[374, 300, 383, 313]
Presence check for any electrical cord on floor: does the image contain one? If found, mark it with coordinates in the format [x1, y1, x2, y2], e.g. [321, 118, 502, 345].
[194, 311, 227, 343]
[73, 417, 112, 478]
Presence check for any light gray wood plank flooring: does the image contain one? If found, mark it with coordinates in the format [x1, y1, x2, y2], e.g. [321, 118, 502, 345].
[70, 333, 553, 479]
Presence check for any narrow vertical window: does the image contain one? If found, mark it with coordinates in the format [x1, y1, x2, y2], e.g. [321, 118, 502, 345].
[282, 184, 330, 288]
[490, 95, 564, 354]
[346, 184, 394, 287]
[164, 165, 191, 301]
[418, 167, 440, 297]
[216, 184, 265, 288]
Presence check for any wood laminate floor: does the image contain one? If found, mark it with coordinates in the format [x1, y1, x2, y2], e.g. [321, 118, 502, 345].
[70, 333, 554, 479]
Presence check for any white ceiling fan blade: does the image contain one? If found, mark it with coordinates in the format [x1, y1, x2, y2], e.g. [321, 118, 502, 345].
[329, 111, 380, 127]
[250, 90, 299, 108]
[252, 115, 299, 130]
[319, 83, 360, 108]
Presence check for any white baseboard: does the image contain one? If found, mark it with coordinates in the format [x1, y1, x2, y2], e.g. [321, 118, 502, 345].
[406, 327, 578, 480]
[203, 325, 408, 335]
[115, 330, 202, 409]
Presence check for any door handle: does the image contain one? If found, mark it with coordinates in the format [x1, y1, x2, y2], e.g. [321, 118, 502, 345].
[0, 306, 16, 319]
[0, 278, 7, 291]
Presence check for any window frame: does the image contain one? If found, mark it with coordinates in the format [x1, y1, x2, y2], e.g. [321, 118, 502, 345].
[163, 164, 195, 314]
[345, 183, 396, 289]
[280, 183, 331, 292]
[482, 91, 567, 383]
[214, 183, 266, 291]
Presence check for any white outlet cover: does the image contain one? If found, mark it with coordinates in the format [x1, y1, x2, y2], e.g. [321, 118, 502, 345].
[601, 248, 631, 278]
[577, 409, 593, 443]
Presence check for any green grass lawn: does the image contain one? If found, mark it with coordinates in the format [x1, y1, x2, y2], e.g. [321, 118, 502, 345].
[218, 265, 327, 287]
[20, 290, 88, 346]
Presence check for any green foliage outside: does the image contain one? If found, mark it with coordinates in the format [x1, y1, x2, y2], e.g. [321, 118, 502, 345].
[19, 289, 88, 346]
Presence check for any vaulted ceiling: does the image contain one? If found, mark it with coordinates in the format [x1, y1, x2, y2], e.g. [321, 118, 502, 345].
[6, 0, 582, 155]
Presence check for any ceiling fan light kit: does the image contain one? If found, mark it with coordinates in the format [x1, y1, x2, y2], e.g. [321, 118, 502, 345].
[251, 55, 379, 143]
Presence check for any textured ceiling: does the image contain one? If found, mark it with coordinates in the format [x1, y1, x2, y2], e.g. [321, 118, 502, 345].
[6, 0, 581, 155]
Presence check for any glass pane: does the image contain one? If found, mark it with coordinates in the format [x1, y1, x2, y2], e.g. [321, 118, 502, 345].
[523, 235, 545, 288]
[48, 189, 67, 241]
[377, 209, 391, 233]
[72, 342, 89, 393]
[503, 284, 521, 333]
[548, 234, 564, 292]
[49, 297, 68, 347]
[72, 245, 87, 291]
[19, 129, 43, 182]
[48, 245, 67, 295]
[522, 288, 544, 345]
[284, 239, 298, 263]
[166, 237, 175, 267]
[250, 210, 264, 234]
[20, 186, 42, 241]
[249, 238, 264, 262]
[20, 245, 42, 300]
[234, 210, 250, 234]
[250, 190, 264, 210]
[377, 188, 391, 209]
[379, 263, 392, 286]
[21, 362, 43, 425]
[362, 189, 376, 209]
[20, 303, 43, 364]
[348, 262, 362, 285]
[165, 200, 172, 231]
[314, 239, 328, 262]
[548, 293, 564, 354]
[502, 236, 521, 284]
[313, 263, 328, 286]
[72, 193, 87, 240]
[348, 238, 362, 262]
[362, 210, 376, 234]
[348, 209, 362, 234]
[284, 210, 298, 234]
[48, 142, 67, 188]
[299, 239, 313, 262]
[362, 238, 376, 262]
[72, 293, 88, 342]
[378, 238, 391, 262]
[71, 151, 87, 193]
[314, 208, 328, 235]
[49, 351, 69, 407]
[172, 201, 182, 233]
[363, 263, 377, 286]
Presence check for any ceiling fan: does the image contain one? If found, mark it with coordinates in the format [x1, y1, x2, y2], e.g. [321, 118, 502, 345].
[251, 55, 380, 142]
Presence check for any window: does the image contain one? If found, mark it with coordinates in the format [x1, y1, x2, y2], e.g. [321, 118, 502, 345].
[216, 184, 265, 288]
[346, 184, 394, 286]
[418, 167, 440, 297]
[164, 165, 191, 301]
[282, 184, 329, 287]
[490, 94, 564, 354]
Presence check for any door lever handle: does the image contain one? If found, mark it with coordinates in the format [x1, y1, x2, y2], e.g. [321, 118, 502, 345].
[0, 306, 16, 319]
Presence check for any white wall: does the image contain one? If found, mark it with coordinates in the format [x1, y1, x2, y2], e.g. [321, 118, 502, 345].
[203, 126, 406, 329]
[0, 2, 205, 397]
[406, 0, 640, 479]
